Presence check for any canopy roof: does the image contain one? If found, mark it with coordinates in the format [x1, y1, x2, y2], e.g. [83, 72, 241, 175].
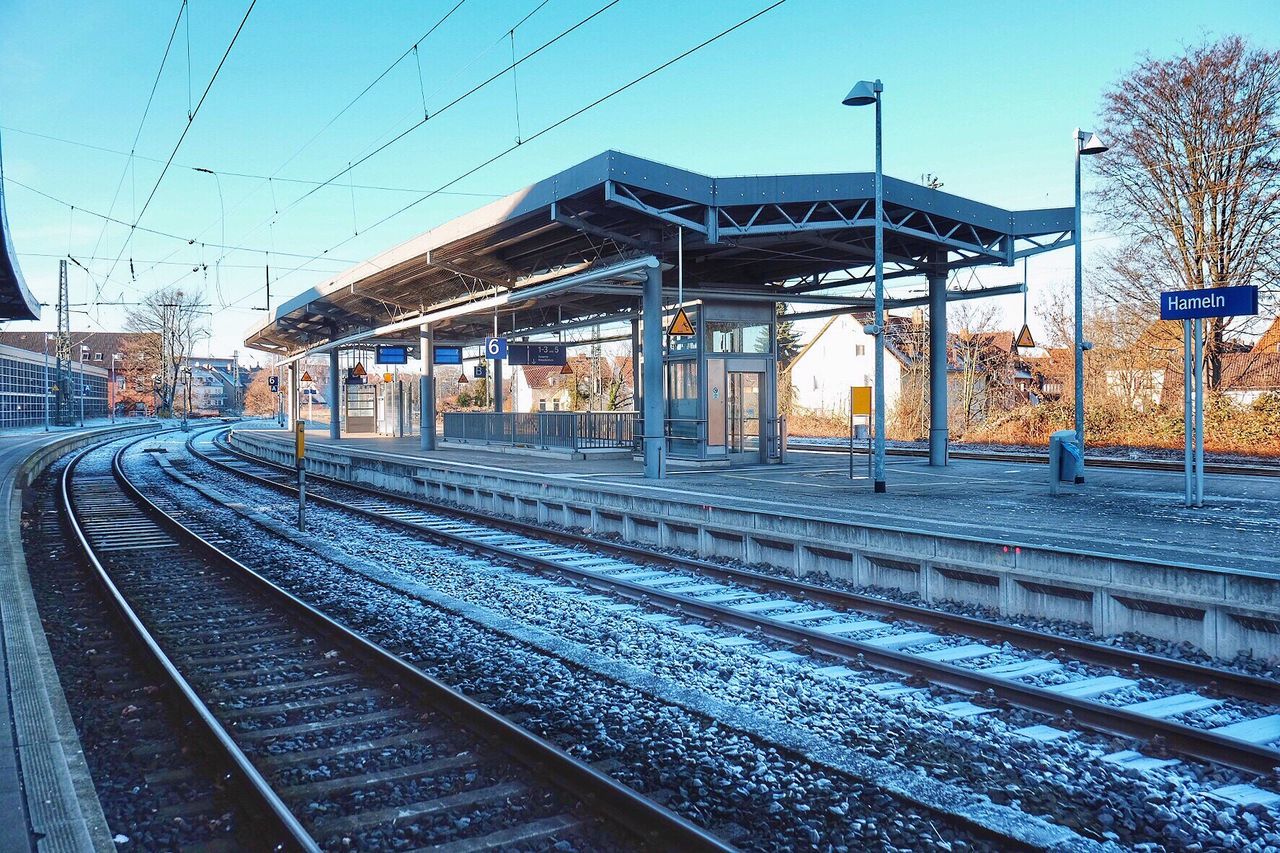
[246, 150, 1073, 355]
[0, 132, 39, 321]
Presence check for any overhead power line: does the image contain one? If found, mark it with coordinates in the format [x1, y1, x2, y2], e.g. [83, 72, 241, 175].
[98, 0, 258, 304]
[232, 0, 788, 315]
[3, 176, 359, 263]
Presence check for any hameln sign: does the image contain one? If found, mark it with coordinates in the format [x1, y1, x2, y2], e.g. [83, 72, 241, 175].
[1160, 285, 1258, 321]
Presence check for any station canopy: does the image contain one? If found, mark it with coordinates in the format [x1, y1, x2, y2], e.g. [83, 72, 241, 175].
[0, 132, 39, 321]
[246, 150, 1074, 357]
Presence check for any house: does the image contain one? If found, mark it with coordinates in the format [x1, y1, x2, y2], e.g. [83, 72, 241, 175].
[1156, 316, 1280, 406]
[515, 365, 574, 412]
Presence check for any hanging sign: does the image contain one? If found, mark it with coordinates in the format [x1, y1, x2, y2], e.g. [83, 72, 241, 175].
[375, 345, 408, 365]
[1160, 285, 1259, 321]
[1015, 324, 1036, 349]
[301, 371, 313, 382]
[351, 362, 367, 377]
[667, 307, 695, 336]
[432, 345, 463, 365]
[508, 344, 566, 366]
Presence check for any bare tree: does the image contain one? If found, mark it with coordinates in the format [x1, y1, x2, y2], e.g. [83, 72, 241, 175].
[1094, 35, 1280, 387]
[125, 286, 207, 416]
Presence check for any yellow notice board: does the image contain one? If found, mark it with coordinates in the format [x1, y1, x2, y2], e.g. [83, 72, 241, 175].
[294, 420, 306, 461]
[851, 386, 872, 416]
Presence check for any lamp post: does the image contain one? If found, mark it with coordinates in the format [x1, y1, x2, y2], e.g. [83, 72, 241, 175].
[181, 366, 193, 431]
[110, 353, 121, 423]
[78, 345, 88, 426]
[42, 334, 52, 431]
[843, 78, 887, 493]
[1073, 129, 1109, 482]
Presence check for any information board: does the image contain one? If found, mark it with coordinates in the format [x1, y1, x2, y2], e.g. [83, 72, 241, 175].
[1160, 285, 1259, 321]
[507, 343, 567, 366]
[432, 345, 463, 365]
[376, 345, 408, 365]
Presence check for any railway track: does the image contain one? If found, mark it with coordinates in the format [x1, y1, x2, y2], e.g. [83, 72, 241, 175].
[63, 432, 728, 852]
[792, 441, 1280, 477]
[191, 428, 1280, 790]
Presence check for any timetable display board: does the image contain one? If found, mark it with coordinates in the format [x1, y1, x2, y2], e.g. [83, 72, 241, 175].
[432, 345, 463, 365]
[376, 345, 408, 365]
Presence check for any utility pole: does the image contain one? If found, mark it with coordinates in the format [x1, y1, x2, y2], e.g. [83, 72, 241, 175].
[55, 260, 73, 425]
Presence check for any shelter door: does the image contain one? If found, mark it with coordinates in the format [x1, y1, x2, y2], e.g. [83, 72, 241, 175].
[727, 371, 762, 461]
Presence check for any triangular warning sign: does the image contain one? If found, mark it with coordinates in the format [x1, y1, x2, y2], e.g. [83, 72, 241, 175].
[301, 371, 313, 382]
[1015, 324, 1035, 349]
[667, 307, 695, 336]
[352, 362, 367, 377]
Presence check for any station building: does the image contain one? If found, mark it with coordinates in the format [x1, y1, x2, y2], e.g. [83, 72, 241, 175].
[246, 151, 1075, 477]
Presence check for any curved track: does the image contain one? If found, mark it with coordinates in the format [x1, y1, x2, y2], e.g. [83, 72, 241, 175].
[194, 428, 1280, 780]
[64, 431, 729, 852]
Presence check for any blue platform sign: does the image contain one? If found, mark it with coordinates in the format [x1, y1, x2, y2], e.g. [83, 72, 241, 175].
[432, 345, 463, 365]
[485, 337, 507, 360]
[508, 343, 567, 366]
[1160, 285, 1258, 321]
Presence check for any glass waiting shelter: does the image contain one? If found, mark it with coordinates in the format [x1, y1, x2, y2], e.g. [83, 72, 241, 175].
[664, 300, 779, 464]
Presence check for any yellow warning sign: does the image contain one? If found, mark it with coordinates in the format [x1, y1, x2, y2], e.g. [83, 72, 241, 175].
[382, 372, 393, 383]
[301, 371, 313, 382]
[667, 307, 695, 336]
[1015, 323, 1036, 349]
[352, 362, 367, 377]
[851, 386, 872, 416]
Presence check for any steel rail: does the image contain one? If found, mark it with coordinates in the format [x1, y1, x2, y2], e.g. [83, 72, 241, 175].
[61, 433, 319, 853]
[794, 442, 1280, 478]
[198, 430, 1280, 775]
[121, 428, 733, 853]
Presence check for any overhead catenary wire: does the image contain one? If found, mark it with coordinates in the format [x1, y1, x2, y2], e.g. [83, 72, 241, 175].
[97, 0, 258, 305]
[246, 0, 789, 316]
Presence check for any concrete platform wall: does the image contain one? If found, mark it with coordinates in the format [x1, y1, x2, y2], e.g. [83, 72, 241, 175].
[231, 430, 1280, 662]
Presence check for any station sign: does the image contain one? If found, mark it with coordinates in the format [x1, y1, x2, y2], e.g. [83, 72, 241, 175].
[473, 363, 487, 378]
[507, 343, 566, 366]
[268, 376, 279, 392]
[433, 345, 463, 365]
[376, 345, 408, 365]
[1160, 285, 1258, 321]
[485, 337, 508, 360]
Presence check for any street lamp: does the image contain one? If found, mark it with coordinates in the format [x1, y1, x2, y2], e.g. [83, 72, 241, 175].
[42, 333, 53, 431]
[843, 78, 887, 493]
[181, 366, 193, 431]
[1073, 129, 1108, 482]
[78, 345, 89, 427]
[110, 353, 121, 423]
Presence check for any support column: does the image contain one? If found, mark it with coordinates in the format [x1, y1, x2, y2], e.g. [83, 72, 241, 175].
[493, 357, 504, 413]
[631, 316, 641, 412]
[328, 349, 341, 439]
[642, 264, 665, 479]
[288, 364, 299, 429]
[420, 325, 436, 450]
[928, 272, 949, 466]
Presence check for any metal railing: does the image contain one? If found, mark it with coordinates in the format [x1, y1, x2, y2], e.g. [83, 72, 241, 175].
[442, 411, 635, 451]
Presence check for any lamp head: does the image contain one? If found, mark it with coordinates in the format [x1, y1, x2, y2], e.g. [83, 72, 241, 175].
[1078, 131, 1109, 155]
[842, 79, 882, 107]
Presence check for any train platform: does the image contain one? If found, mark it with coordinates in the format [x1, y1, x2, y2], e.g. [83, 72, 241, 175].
[0, 421, 156, 851]
[241, 427, 1278, 575]
[231, 426, 1280, 663]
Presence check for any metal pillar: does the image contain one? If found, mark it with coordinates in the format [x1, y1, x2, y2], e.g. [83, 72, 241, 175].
[493, 357, 504, 413]
[928, 271, 948, 466]
[631, 316, 641, 411]
[288, 364, 299, 429]
[328, 349, 341, 439]
[871, 81, 886, 493]
[642, 264, 665, 479]
[1073, 130, 1086, 483]
[420, 324, 436, 450]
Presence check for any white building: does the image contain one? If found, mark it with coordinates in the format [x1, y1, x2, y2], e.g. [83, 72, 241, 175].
[787, 314, 907, 417]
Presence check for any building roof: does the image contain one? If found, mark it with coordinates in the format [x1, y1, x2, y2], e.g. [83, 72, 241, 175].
[246, 150, 1075, 356]
[0, 131, 39, 321]
[0, 331, 141, 358]
[1253, 316, 1280, 356]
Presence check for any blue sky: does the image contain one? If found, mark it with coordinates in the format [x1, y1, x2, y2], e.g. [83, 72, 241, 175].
[2, 0, 1277, 360]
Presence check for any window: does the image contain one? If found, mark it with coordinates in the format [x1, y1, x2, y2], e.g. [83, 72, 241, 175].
[552, 400, 561, 411]
[93, 352, 103, 361]
[538, 400, 547, 411]
[855, 345, 866, 356]
[707, 321, 770, 353]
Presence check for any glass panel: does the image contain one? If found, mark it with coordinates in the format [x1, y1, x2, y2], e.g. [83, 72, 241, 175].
[727, 372, 762, 456]
[666, 360, 700, 443]
[707, 321, 771, 353]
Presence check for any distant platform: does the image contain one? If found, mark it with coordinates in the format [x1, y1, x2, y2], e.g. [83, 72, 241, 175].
[238, 428, 1279, 577]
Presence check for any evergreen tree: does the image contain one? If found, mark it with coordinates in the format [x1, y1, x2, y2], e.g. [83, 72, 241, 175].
[775, 303, 802, 369]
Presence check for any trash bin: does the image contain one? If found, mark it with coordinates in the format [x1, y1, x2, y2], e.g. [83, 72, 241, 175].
[1048, 429, 1082, 494]
[853, 423, 869, 440]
